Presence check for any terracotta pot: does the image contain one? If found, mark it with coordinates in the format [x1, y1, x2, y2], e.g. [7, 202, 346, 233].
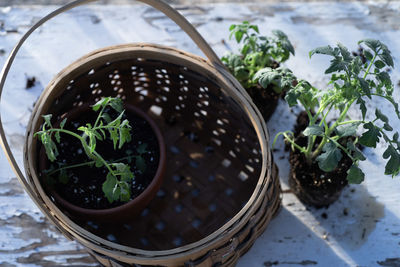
[39, 103, 166, 223]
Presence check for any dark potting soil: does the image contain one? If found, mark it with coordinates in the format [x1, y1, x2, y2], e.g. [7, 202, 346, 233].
[288, 111, 352, 208]
[44, 107, 159, 209]
[246, 84, 281, 122]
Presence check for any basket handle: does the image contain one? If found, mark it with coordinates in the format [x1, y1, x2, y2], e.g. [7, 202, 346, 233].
[0, 0, 225, 239]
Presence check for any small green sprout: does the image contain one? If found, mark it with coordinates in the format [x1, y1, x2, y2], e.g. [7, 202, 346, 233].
[259, 39, 400, 183]
[221, 21, 295, 91]
[35, 97, 148, 203]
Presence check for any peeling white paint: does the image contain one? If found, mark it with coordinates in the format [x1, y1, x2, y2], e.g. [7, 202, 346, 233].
[0, 2, 399, 266]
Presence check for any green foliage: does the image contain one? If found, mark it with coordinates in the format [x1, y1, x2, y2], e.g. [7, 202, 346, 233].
[221, 21, 294, 91]
[35, 97, 146, 204]
[265, 39, 400, 183]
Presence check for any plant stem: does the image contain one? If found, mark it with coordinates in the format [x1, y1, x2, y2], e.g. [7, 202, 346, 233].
[364, 51, 378, 79]
[47, 155, 136, 176]
[283, 133, 307, 153]
[94, 103, 107, 128]
[312, 99, 355, 158]
[44, 128, 84, 140]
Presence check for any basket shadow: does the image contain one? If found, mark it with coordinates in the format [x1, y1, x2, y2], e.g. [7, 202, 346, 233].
[237, 206, 348, 266]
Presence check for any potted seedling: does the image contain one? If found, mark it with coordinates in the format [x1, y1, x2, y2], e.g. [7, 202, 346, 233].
[257, 39, 400, 207]
[221, 21, 295, 121]
[35, 97, 166, 222]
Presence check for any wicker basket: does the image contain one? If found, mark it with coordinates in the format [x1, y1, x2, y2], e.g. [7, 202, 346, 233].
[0, 0, 281, 266]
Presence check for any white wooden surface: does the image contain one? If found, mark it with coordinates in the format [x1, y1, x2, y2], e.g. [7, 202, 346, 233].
[0, 2, 399, 266]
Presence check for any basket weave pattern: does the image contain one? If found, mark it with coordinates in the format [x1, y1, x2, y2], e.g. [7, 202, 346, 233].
[23, 44, 281, 266]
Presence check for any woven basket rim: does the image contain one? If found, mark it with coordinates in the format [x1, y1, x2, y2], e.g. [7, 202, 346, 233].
[24, 43, 272, 262]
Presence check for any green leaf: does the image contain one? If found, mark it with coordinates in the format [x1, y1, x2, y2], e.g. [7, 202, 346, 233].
[347, 141, 366, 161]
[309, 45, 335, 58]
[364, 50, 373, 61]
[118, 181, 130, 202]
[92, 97, 110, 112]
[384, 123, 393, 131]
[316, 142, 343, 172]
[303, 125, 324, 136]
[336, 122, 360, 137]
[39, 132, 58, 162]
[359, 39, 381, 52]
[235, 31, 244, 43]
[109, 97, 123, 113]
[393, 132, 399, 141]
[58, 169, 69, 184]
[380, 48, 394, 68]
[375, 109, 388, 123]
[254, 67, 296, 92]
[325, 58, 347, 74]
[357, 98, 367, 120]
[359, 122, 381, 148]
[338, 42, 352, 61]
[42, 114, 52, 127]
[377, 71, 392, 88]
[103, 173, 118, 203]
[60, 118, 67, 129]
[358, 77, 370, 97]
[383, 145, 400, 176]
[347, 164, 365, 184]
[112, 163, 134, 182]
[137, 143, 148, 154]
[118, 119, 132, 149]
[101, 113, 112, 124]
[374, 60, 385, 69]
[136, 156, 146, 173]
[55, 131, 61, 144]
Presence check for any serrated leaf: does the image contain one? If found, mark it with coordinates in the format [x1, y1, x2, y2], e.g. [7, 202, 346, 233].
[336, 122, 360, 137]
[285, 89, 300, 107]
[383, 145, 400, 176]
[112, 163, 134, 182]
[347, 165, 365, 184]
[136, 156, 146, 173]
[358, 77, 370, 97]
[375, 109, 388, 123]
[103, 173, 117, 203]
[359, 122, 381, 148]
[309, 45, 335, 58]
[377, 71, 391, 88]
[338, 42, 352, 61]
[380, 48, 394, 68]
[316, 142, 343, 172]
[303, 125, 324, 136]
[325, 58, 347, 74]
[359, 39, 381, 52]
[357, 98, 367, 120]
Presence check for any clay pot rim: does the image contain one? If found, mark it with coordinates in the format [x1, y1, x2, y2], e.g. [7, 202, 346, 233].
[40, 102, 166, 217]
